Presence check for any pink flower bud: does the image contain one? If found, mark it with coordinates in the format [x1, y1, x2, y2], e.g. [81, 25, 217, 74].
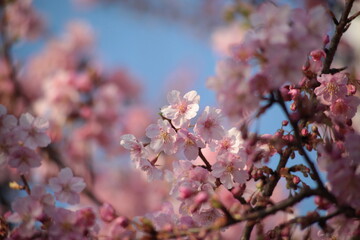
[179, 186, 194, 199]
[274, 131, 283, 138]
[280, 86, 291, 101]
[290, 102, 297, 111]
[100, 203, 117, 222]
[310, 49, 326, 61]
[76, 207, 96, 227]
[290, 112, 300, 122]
[314, 196, 331, 210]
[282, 120, 288, 126]
[347, 84, 356, 95]
[113, 216, 129, 228]
[301, 128, 308, 136]
[194, 191, 208, 204]
[323, 34, 330, 45]
[292, 176, 300, 185]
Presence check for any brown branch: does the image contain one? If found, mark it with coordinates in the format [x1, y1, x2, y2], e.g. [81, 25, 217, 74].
[347, 11, 360, 23]
[322, 0, 356, 74]
[263, 149, 292, 197]
[198, 148, 212, 171]
[273, 208, 352, 236]
[20, 175, 31, 195]
[241, 222, 255, 240]
[156, 188, 318, 239]
[243, 142, 292, 239]
[275, 90, 337, 204]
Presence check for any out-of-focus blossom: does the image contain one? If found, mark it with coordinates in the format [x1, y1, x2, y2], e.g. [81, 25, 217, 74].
[4, 0, 44, 40]
[17, 112, 51, 149]
[100, 203, 117, 223]
[0, 104, 17, 135]
[211, 23, 246, 56]
[120, 134, 148, 162]
[7, 196, 42, 238]
[8, 146, 41, 174]
[49, 167, 86, 205]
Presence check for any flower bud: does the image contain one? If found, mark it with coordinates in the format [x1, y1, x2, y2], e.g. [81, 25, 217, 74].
[179, 186, 194, 199]
[100, 203, 117, 222]
[292, 176, 300, 185]
[194, 191, 209, 205]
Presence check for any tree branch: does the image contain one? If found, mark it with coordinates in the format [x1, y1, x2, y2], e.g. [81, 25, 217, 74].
[275, 91, 337, 204]
[156, 188, 318, 239]
[322, 0, 356, 74]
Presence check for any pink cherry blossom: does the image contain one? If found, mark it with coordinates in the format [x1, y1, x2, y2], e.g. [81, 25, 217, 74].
[250, 3, 291, 44]
[192, 208, 222, 226]
[49, 167, 86, 204]
[146, 119, 177, 155]
[210, 127, 243, 156]
[8, 146, 41, 174]
[327, 160, 360, 209]
[314, 73, 348, 105]
[176, 129, 205, 160]
[17, 112, 51, 149]
[4, 0, 44, 40]
[194, 106, 224, 142]
[146, 202, 177, 230]
[7, 197, 42, 238]
[161, 90, 200, 128]
[100, 202, 117, 222]
[211, 153, 247, 189]
[328, 96, 360, 122]
[0, 104, 17, 135]
[344, 132, 360, 166]
[119, 134, 148, 161]
[48, 208, 82, 239]
[137, 158, 163, 181]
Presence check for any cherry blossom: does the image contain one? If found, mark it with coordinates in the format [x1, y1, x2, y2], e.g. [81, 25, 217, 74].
[4, 0, 44, 40]
[250, 3, 291, 44]
[49, 167, 86, 204]
[8, 146, 41, 174]
[194, 106, 224, 142]
[161, 90, 200, 128]
[99, 203, 117, 222]
[211, 153, 247, 189]
[7, 197, 42, 238]
[119, 134, 148, 161]
[344, 132, 360, 166]
[314, 73, 348, 105]
[176, 128, 205, 160]
[3, 0, 360, 239]
[0, 104, 17, 135]
[210, 127, 243, 156]
[17, 112, 51, 149]
[146, 119, 177, 155]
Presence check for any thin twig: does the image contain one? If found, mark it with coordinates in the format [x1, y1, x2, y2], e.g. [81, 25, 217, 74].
[156, 188, 318, 239]
[347, 11, 360, 23]
[198, 148, 212, 171]
[20, 175, 31, 195]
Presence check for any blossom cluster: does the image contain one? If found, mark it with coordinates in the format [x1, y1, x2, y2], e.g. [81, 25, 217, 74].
[1, 0, 360, 239]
